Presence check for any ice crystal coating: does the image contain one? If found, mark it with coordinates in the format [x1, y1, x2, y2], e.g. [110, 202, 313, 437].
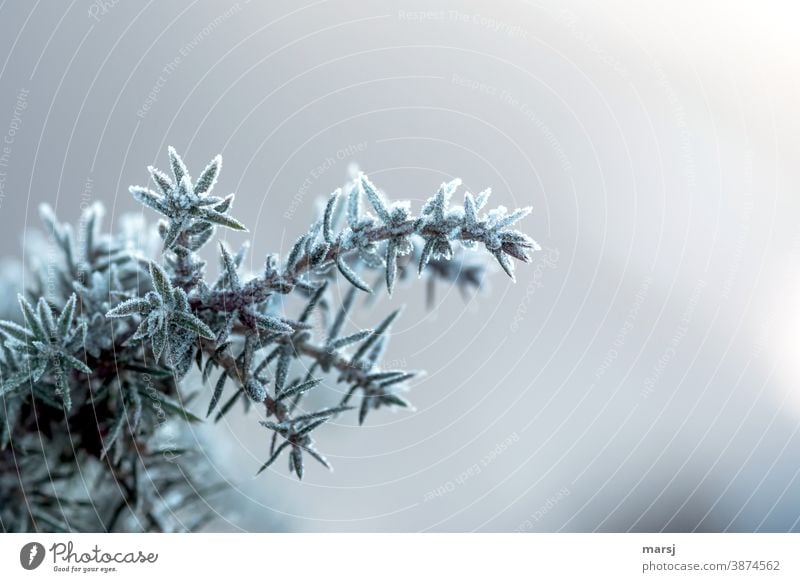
[0, 147, 538, 532]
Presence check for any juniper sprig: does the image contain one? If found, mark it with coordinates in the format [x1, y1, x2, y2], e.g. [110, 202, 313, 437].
[0, 147, 537, 532]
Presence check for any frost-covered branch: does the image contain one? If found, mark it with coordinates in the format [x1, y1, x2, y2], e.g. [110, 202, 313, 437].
[0, 146, 538, 532]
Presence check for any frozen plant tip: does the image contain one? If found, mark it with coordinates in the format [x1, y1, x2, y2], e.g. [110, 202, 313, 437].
[0, 147, 537, 532]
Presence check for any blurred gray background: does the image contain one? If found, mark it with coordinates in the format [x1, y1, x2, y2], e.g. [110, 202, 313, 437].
[1, 0, 799, 532]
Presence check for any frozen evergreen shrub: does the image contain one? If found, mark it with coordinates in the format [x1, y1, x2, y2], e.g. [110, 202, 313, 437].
[0, 147, 538, 532]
